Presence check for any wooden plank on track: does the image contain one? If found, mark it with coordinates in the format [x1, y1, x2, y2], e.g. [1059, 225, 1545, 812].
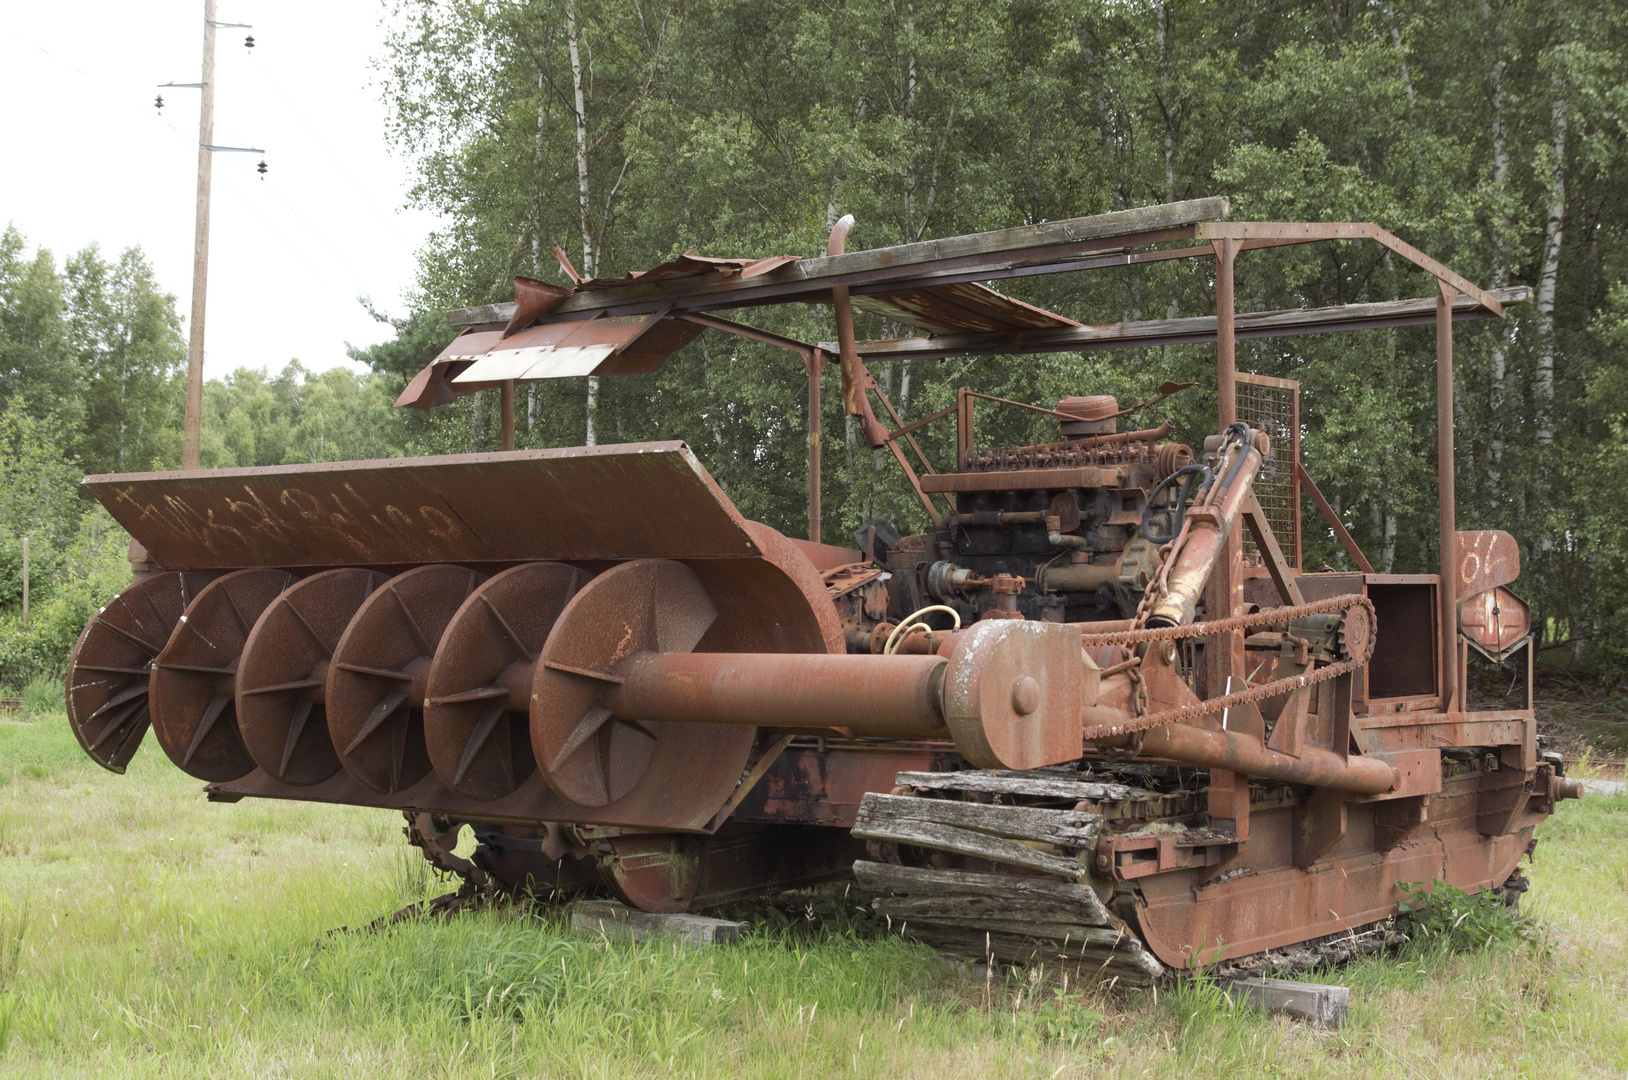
[915, 926, 1165, 979]
[873, 894, 1114, 929]
[853, 860, 1112, 920]
[893, 771, 1147, 802]
[850, 818, 1085, 879]
[856, 792, 1102, 845]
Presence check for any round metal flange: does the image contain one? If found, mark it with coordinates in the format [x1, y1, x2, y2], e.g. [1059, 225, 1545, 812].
[66, 571, 211, 773]
[531, 559, 723, 809]
[424, 562, 589, 801]
[149, 568, 296, 781]
[942, 620, 1085, 771]
[328, 564, 487, 794]
[236, 567, 387, 785]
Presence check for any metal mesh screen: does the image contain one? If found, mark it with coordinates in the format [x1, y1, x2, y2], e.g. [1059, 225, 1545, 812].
[1236, 373, 1300, 570]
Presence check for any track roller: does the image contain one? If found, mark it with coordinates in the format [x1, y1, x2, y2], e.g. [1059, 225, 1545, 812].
[236, 568, 387, 785]
[149, 569, 296, 780]
[66, 571, 210, 772]
[328, 564, 486, 794]
[424, 562, 588, 800]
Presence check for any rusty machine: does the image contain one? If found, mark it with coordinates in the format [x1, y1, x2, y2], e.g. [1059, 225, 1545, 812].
[66, 199, 1579, 982]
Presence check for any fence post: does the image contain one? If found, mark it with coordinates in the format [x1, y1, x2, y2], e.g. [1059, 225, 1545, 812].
[21, 535, 28, 630]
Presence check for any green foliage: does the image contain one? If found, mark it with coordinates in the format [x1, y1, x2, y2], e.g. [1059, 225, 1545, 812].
[1396, 879, 1544, 953]
[0, 507, 132, 688]
[197, 362, 408, 468]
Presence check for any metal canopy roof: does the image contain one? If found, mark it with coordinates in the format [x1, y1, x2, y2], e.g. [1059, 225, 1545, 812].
[401, 197, 1518, 411]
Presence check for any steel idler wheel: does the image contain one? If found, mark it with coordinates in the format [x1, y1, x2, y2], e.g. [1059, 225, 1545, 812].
[327, 564, 487, 794]
[424, 562, 589, 800]
[149, 568, 296, 780]
[236, 568, 386, 785]
[532, 559, 729, 810]
[66, 571, 210, 773]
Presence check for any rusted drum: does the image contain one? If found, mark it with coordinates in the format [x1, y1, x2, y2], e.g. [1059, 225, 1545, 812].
[327, 564, 486, 794]
[66, 571, 211, 773]
[527, 522, 844, 831]
[149, 568, 296, 780]
[423, 562, 589, 801]
[236, 568, 387, 785]
[531, 559, 721, 809]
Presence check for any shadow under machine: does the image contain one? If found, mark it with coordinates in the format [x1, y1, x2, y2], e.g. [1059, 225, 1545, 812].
[66, 197, 1577, 981]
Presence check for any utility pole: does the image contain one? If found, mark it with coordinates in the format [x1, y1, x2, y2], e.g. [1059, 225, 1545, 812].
[170, 1, 258, 469]
[181, 0, 217, 470]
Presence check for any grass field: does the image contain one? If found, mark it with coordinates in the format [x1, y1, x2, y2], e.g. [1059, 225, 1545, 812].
[0, 710, 1624, 1079]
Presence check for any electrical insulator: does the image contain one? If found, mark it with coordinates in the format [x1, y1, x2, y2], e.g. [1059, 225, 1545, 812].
[257, 159, 268, 177]
[245, 35, 255, 50]
[155, 94, 165, 112]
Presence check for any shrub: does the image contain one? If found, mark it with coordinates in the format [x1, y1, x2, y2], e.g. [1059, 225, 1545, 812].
[1395, 880, 1544, 952]
[0, 508, 130, 688]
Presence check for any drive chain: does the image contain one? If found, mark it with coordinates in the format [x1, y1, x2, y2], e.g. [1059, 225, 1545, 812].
[1079, 594, 1376, 741]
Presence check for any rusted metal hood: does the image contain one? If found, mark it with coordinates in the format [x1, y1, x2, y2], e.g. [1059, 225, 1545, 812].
[83, 442, 761, 570]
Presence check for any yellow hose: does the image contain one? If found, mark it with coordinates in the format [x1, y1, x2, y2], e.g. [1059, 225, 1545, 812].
[882, 604, 963, 656]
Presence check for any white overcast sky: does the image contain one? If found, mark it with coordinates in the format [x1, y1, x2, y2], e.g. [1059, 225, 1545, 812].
[0, 1, 439, 379]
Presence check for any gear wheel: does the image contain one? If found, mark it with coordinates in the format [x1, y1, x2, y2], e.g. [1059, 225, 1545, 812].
[1336, 603, 1374, 662]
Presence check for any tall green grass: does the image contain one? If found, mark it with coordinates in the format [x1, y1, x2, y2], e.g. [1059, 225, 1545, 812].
[0, 712, 1623, 1078]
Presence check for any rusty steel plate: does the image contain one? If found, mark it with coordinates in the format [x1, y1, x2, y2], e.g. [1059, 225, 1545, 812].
[150, 568, 295, 781]
[1460, 586, 1530, 660]
[532, 559, 723, 809]
[424, 562, 590, 801]
[82, 443, 759, 571]
[237, 568, 387, 785]
[1454, 529, 1521, 599]
[66, 571, 211, 773]
[328, 564, 487, 794]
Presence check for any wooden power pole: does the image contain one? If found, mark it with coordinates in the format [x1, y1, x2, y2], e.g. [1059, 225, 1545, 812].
[180, 0, 218, 470]
[173, 1, 258, 468]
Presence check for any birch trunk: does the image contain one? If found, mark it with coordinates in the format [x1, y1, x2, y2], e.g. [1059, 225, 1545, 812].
[1485, 1, 1509, 487]
[567, 0, 599, 445]
[1535, 85, 1567, 448]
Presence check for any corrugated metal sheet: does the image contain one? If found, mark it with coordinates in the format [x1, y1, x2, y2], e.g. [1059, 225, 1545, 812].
[853, 281, 1079, 335]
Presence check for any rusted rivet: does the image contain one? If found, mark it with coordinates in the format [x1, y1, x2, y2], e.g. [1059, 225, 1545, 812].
[1010, 675, 1041, 716]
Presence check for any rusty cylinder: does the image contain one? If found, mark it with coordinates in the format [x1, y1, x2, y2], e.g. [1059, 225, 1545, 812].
[1147, 443, 1263, 628]
[605, 653, 950, 737]
[1098, 723, 1395, 795]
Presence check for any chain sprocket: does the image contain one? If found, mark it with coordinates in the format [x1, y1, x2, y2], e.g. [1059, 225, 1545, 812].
[1080, 594, 1377, 740]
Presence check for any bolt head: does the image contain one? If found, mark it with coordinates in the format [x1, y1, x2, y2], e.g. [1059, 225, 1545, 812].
[1010, 675, 1041, 716]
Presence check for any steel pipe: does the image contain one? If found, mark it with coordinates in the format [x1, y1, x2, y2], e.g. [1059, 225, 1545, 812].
[607, 653, 950, 737]
[1101, 723, 1395, 795]
[1038, 563, 1118, 593]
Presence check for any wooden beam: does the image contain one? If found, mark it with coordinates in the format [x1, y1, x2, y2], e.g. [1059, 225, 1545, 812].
[820, 286, 1531, 361]
[447, 198, 1229, 325]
